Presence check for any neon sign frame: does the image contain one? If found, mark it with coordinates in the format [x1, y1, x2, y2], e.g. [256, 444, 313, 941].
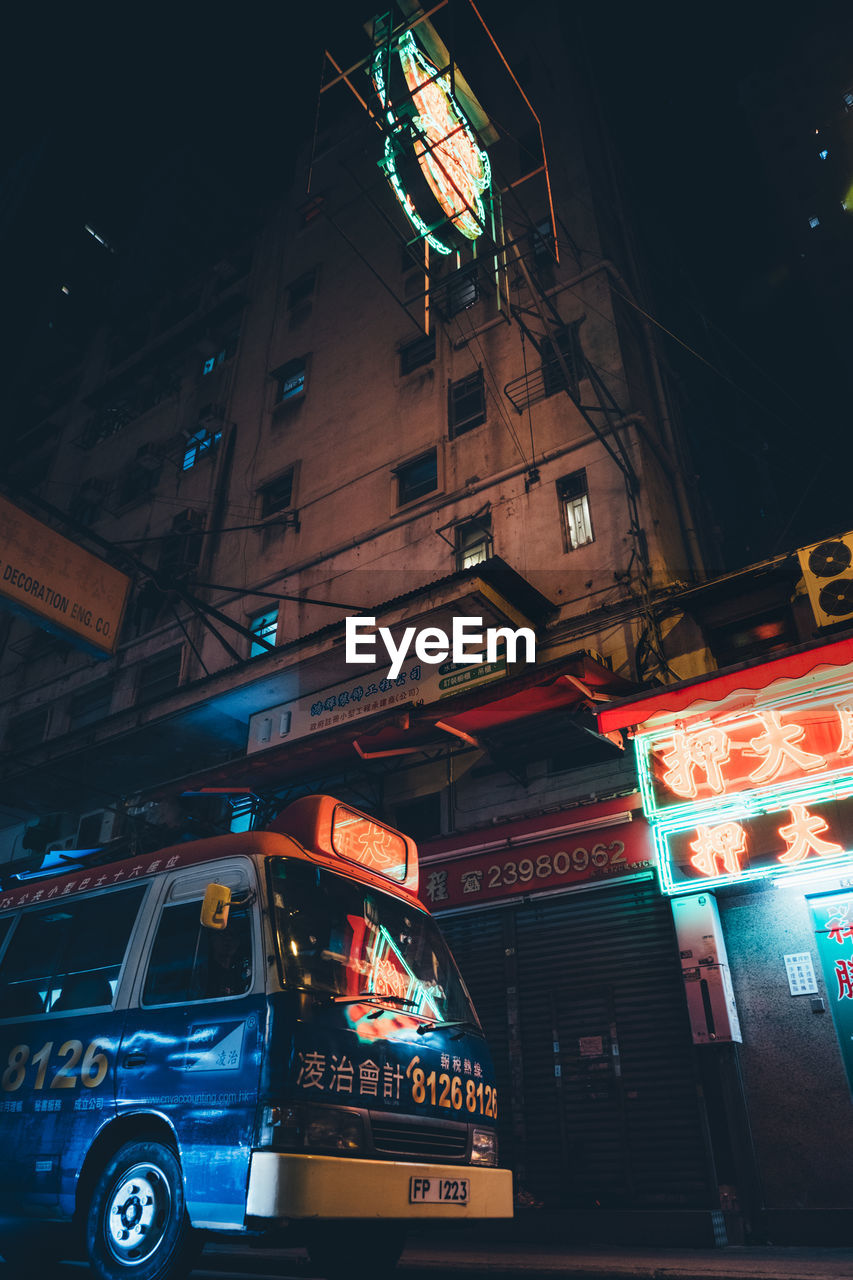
[634, 671, 853, 894]
[372, 28, 491, 256]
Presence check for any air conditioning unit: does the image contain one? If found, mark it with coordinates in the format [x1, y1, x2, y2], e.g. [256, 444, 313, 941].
[76, 809, 117, 849]
[798, 532, 853, 627]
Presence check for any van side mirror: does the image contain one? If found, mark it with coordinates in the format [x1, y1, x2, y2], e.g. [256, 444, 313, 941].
[201, 883, 232, 930]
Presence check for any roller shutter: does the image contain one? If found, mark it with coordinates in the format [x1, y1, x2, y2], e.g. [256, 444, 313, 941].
[440, 881, 712, 1210]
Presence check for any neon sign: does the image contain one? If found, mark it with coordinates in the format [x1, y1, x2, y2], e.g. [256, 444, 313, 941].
[372, 29, 491, 256]
[331, 804, 408, 882]
[634, 677, 853, 893]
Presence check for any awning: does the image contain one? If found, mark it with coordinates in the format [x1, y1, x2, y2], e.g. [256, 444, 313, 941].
[596, 635, 853, 736]
[171, 652, 635, 796]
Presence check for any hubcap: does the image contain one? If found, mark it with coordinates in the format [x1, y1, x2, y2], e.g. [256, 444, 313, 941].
[105, 1163, 171, 1266]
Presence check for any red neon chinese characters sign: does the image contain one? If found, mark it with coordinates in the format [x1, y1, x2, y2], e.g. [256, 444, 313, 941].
[331, 806, 408, 883]
[647, 698, 853, 812]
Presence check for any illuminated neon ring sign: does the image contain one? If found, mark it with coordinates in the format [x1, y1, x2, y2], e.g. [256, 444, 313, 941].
[372, 29, 491, 256]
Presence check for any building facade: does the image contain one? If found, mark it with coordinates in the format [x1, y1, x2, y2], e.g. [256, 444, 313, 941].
[0, 0, 742, 1240]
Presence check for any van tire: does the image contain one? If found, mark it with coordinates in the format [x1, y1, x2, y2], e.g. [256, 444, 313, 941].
[86, 1140, 200, 1280]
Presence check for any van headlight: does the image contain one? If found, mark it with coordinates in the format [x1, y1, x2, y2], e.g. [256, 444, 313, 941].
[471, 1127, 498, 1166]
[258, 1103, 363, 1153]
[304, 1106, 363, 1152]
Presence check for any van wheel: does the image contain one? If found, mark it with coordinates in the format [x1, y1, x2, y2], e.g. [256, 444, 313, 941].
[305, 1222, 406, 1278]
[86, 1140, 199, 1280]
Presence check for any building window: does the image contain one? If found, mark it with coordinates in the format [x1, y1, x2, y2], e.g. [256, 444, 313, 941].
[117, 446, 161, 507]
[136, 648, 183, 703]
[530, 217, 555, 268]
[272, 358, 307, 406]
[396, 451, 438, 505]
[258, 470, 295, 518]
[249, 607, 278, 657]
[201, 328, 239, 377]
[69, 680, 114, 731]
[159, 510, 205, 582]
[287, 269, 317, 311]
[542, 324, 583, 399]
[400, 333, 435, 375]
[558, 470, 594, 550]
[455, 516, 492, 570]
[449, 370, 486, 437]
[182, 427, 222, 471]
[434, 262, 479, 318]
[393, 793, 442, 843]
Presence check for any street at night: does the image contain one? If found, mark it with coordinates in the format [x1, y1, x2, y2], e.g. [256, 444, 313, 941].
[3, 2, 853, 1276]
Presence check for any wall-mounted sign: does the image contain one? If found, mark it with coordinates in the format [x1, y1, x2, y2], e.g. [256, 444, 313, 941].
[784, 952, 818, 996]
[372, 27, 491, 256]
[248, 652, 506, 754]
[634, 673, 853, 893]
[422, 811, 654, 912]
[0, 496, 130, 657]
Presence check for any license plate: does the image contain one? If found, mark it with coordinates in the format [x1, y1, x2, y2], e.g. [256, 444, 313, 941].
[409, 1176, 469, 1204]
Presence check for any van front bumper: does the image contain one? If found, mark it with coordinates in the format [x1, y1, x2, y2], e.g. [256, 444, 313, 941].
[246, 1151, 513, 1221]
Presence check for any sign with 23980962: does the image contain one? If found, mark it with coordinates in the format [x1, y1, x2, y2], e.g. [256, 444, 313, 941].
[420, 803, 653, 912]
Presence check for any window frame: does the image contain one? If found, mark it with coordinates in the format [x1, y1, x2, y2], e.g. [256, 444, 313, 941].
[270, 357, 308, 408]
[394, 450, 439, 507]
[557, 469, 594, 551]
[448, 369, 487, 438]
[249, 605, 279, 657]
[0, 883, 149, 1021]
[455, 516, 493, 570]
[399, 332, 435, 376]
[257, 469, 296, 520]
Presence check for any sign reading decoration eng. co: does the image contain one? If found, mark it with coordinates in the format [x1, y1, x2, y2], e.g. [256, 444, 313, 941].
[0, 496, 131, 657]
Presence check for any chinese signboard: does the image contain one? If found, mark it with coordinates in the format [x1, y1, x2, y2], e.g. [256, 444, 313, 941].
[421, 807, 654, 912]
[634, 673, 853, 894]
[812, 891, 853, 1096]
[0, 495, 130, 656]
[332, 804, 408, 883]
[247, 653, 506, 754]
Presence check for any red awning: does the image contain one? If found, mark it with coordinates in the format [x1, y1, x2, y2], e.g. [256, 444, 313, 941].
[164, 653, 634, 795]
[596, 635, 853, 736]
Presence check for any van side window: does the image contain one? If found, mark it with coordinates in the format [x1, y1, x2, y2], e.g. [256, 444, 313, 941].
[0, 886, 146, 1018]
[143, 903, 253, 1006]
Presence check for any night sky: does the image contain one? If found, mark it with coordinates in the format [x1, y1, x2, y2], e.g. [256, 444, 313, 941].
[3, 1, 852, 573]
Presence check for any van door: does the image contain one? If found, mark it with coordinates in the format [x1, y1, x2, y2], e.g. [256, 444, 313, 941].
[0, 885, 148, 1221]
[117, 862, 265, 1230]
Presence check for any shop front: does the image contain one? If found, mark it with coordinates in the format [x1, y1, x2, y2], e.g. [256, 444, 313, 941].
[598, 636, 853, 1243]
[422, 796, 720, 1240]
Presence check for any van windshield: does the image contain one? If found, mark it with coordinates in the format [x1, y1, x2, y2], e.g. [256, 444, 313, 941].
[268, 858, 480, 1030]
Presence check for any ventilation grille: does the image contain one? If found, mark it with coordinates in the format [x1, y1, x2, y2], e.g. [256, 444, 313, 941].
[369, 1115, 467, 1160]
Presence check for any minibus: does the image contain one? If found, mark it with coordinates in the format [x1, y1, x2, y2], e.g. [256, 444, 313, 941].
[0, 794, 511, 1278]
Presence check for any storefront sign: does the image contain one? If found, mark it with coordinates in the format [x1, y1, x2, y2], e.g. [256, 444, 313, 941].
[811, 891, 853, 1095]
[421, 807, 654, 912]
[633, 674, 853, 894]
[247, 653, 506, 754]
[0, 495, 130, 656]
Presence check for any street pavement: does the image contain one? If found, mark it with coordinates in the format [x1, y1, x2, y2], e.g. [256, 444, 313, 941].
[204, 1238, 853, 1280]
